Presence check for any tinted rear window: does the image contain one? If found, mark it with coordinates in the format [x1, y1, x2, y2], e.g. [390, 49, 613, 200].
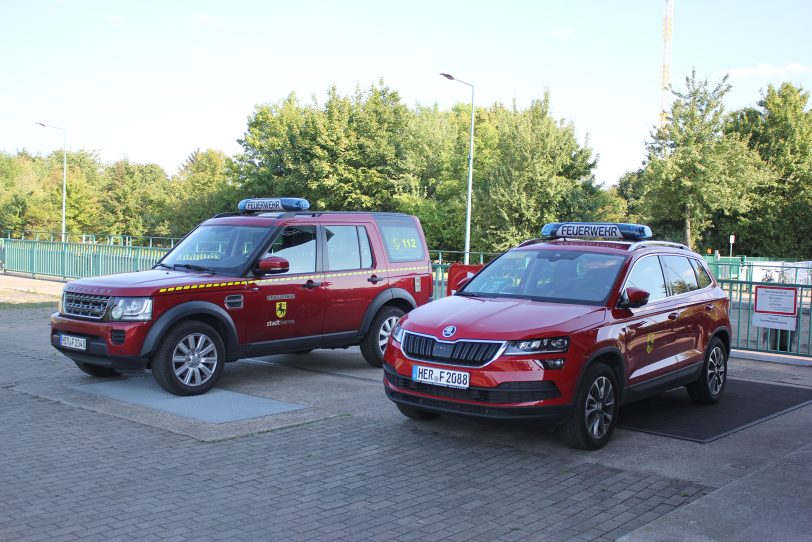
[661, 255, 699, 295]
[375, 216, 426, 262]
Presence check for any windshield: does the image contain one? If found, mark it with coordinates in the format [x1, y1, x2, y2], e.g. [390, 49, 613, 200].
[158, 225, 270, 276]
[460, 249, 627, 305]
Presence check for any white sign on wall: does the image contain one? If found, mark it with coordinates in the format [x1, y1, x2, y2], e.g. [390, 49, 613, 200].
[751, 286, 798, 331]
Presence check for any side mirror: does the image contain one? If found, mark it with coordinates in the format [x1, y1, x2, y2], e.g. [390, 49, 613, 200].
[619, 287, 650, 309]
[255, 256, 289, 276]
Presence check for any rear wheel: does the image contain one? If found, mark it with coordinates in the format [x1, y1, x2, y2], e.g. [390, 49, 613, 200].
[73, 360, 120, 378]
[558, 363, 618, 450]
[396, 403, 440, 421]
[360, 306, 405, 367]
[686, 337, 727, 404]
[152, 321, 225, 396]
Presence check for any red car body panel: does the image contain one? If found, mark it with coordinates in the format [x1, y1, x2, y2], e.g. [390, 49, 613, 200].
[383, 240, 731, 423]
[50, 212, 432, 373]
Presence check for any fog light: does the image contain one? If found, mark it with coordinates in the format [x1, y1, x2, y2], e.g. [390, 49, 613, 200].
[538, 358, 565, 370]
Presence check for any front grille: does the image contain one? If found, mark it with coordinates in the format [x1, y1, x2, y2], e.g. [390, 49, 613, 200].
[63, 292, 110, 319]
[402, 332, 502, 367]
[384, 366, 559, 404]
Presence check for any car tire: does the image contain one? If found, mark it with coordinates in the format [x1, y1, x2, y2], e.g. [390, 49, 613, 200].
[686, 337, 727, 404]
[73, 360, 120, 378]
[558, 362, 619, 450]
[152, 321, 225, 396]
[360, 306, 405, 368]
[396, 403, 440, 421]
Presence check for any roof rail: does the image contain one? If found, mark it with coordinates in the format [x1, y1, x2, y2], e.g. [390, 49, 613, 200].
[629, 240, 689, 251]
[517, 238, 543, 247]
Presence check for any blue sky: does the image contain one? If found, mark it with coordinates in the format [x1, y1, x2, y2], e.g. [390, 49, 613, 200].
[2, 0, 810, 186]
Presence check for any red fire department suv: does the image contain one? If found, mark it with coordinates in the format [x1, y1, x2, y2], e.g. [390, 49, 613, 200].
[384, 222, 731, 449]
[51, 198, 432, 395]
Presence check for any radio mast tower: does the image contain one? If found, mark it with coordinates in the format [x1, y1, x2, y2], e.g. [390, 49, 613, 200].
[659, 0, 674, 128]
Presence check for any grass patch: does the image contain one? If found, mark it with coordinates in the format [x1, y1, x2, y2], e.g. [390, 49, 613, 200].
[0, 301, 58, 310]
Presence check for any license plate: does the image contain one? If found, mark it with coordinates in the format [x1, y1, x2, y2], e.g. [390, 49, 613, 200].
[412, 365, 470, 389]
[60, 334, 87, 351]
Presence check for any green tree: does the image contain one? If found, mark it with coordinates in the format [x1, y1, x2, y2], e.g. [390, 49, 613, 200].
[725, 83, 812, 257]
[168, 149, 235, 235]
[641, 71, 770, 248]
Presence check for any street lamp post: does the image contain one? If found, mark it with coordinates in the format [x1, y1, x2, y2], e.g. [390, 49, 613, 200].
[440, 73, 475, 265]
[35, 122, 67, 243]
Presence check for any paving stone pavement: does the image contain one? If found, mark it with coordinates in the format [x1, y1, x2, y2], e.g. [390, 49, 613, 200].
[0, 306, 713, 541]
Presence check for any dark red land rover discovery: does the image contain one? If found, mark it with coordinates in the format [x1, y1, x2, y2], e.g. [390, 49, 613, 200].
[51, 198, 432, 395]
[384, 222, 731, 449]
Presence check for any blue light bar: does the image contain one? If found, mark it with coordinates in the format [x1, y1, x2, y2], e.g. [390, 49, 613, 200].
[237, 198, 310, 212]
[541, 222, 653, 240]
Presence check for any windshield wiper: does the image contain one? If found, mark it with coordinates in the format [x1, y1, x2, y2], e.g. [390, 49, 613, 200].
[153, 262, 172, 270]
[456, 291, 483, 297]
[172, 263, 215, 275]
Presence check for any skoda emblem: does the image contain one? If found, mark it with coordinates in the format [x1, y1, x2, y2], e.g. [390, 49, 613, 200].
[442, 326, 457, 338]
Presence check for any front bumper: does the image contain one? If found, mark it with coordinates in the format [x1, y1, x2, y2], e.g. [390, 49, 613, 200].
[50, 312, 151, 373]
[383, 363, 573, 424]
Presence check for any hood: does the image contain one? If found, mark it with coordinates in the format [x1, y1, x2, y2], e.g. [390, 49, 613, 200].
[403, 295, 606, 340]
[63, 270, 235, 296]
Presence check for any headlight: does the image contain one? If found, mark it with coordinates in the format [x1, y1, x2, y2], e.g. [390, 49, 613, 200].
[109, 297, 153, 321]
[391, 323, 405, 344]
[59, 291, 66, 314]
[504, 336, 569, 355]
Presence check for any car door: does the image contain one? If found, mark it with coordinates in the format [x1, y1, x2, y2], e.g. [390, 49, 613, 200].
[660, 255, 706, 367]
[320, 224, 386, 336]
[618, 255, 683, 385]
[243, 224, 326, 345]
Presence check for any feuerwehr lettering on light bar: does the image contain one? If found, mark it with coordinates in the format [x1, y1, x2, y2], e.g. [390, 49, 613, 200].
[237, 198, 310, 212]
[540, 222, 653, 240]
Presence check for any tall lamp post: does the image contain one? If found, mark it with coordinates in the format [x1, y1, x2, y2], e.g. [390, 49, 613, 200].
[35, 122, 67, 242]
[440, 73, 475, 265]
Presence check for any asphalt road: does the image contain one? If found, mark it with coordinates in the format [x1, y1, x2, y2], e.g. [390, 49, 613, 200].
[1, 303, 811, 541]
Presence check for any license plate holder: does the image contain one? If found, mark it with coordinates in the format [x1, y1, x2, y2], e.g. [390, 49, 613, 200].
[412, 365, 470, 389]
[60, 334, 87, 351]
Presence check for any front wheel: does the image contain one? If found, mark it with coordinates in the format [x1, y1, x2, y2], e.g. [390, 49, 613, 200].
[360, 306, 405, 367]
[152, 321, 225, 396]
[686, 337, 727, 404]
[558, 363, 618, 450]
[73, 360, 120, 378]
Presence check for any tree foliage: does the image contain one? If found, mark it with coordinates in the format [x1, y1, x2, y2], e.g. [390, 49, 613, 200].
[8, 77, 809, 259]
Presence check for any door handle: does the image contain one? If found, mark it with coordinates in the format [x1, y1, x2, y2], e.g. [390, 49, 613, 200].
[367, 275, 384, 284]
[667, 312, 679, 320]
[303, 280, 321, 290]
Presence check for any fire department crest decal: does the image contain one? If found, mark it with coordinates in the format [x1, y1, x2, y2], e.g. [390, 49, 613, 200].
[276, 301, 287, 318]
[646, 334, 655, 354]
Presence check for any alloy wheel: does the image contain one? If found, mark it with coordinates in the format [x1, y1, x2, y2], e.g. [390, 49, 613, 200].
[585, 376, 615, 439]
[707, 346, 726, 395]
[172, 333, 218, 387]
[378, 316, 400, 354]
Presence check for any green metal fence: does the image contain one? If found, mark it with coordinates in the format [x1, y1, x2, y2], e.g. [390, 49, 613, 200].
[3, 237, 811, 358]
[721, 279, 811, 356]
[0, 239, 169, 279]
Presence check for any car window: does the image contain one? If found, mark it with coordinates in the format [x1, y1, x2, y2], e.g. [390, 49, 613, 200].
[624, 256, 668, 302]
[326, 225, 373, 271]
[690, 259, 713, 289]
[264, 226, 317, 274]
[375, 216, 426, 262]
[160, 225, 268, 276]
[461, 249, 626, 305]
[661, 255, 699, 295]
